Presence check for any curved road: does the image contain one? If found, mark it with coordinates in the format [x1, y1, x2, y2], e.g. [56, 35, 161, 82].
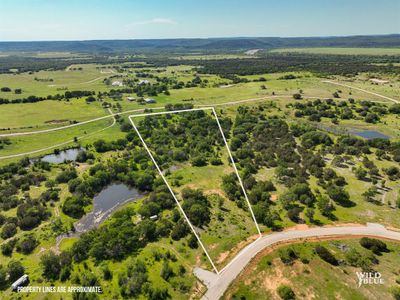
[322, 80, 399, 103]
[195, 223, 400, 300]
[0, 108, 116, 160]
[2, 79, 398, 138]
[0, 95, 296, 138]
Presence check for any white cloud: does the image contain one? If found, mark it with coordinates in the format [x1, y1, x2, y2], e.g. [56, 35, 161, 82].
[130, 18, 177, 26]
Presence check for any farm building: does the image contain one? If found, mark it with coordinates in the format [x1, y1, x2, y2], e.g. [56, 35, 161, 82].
[139, 79, 150, 85]
[127, 96, 136, 101]
[111, 81, 124, 86]
[144, 98, 156, 104]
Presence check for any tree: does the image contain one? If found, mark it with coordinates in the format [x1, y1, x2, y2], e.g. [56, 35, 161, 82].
[119, 259, 148, 297]
[277, 284, 295, 300]
[7, 260, 25, 282]
[160, 262, 174, 281]
[327, 185, 351, 206]
[16, 235, 38, 254]
[1, 223, 17, 239]
[355, 167, 367, 180]
[287, 207, 302, 223]
[292, 93, 302, 100]
[40, 252, 61, 280]
[359, 237, 388, 254]
[0, 265, 7, 290]
[279, 248, 297, 265]
[188, 234, 198, 249]
[191, 156, 207, 167]
[314, 245, 338, 265]
[305, 208, 315, 222]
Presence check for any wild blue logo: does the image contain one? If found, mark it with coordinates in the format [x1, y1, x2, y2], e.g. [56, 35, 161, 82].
[356, 272, 384, 287]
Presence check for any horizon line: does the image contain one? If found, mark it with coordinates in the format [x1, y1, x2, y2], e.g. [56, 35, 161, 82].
[0, 33, 399, 43]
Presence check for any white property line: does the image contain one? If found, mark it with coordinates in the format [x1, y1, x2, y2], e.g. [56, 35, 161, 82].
[210, 107, 262, 238]
[128, 107, 261, 274]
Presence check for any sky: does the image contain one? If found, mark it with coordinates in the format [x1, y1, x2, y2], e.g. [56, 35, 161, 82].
[0, 0, 399, 41]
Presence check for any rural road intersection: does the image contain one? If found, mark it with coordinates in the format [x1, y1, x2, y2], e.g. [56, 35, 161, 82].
[195, 223, 400, 300]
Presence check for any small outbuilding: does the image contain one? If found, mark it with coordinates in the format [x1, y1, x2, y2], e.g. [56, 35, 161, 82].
[144, 98, 156, 104]
[111, 81, 124, 87]
[11, 274, 29, 292]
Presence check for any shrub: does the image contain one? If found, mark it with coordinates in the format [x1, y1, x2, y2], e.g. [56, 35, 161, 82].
[279, 248, 297, 265]
[1, 223, 17, 239]
[16, 235, 38, 254]
[359, 237, 388, 254]
[277, 284, 295, 300]
[314, 245, 338, 265]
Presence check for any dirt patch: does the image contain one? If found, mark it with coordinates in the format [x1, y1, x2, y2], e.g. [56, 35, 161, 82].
[217, 234, 260, 266]
[76, 163, 90, 174]
[217, 251, 230, 264]
[262, 262, 290, 292]
[288, 224, 309, 231]
[369, 78, 389, 84]
[270, 194, 278, 202]
[204, 188, 226, 198]
[190, 281, 207, 300]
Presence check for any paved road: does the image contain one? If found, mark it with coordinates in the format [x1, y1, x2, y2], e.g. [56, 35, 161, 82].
[195, 223, 400, 300]
[322, 80, 399, 103]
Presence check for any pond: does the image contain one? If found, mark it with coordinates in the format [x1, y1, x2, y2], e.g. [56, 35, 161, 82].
[315, 123, 390, 140]
[40, 147, 83, 164]
[74, 183, 144, 233]
[352, 130, 390, 140]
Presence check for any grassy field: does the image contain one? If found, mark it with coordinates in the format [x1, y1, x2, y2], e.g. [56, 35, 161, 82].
[2, 53, 400, 300]
[225, 239, 400, 300]
[1, 65, 397, 132]
[271, 47, 400, 56]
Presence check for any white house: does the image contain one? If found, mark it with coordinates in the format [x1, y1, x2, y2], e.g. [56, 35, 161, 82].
[111, 81, 124, 87]
[138, 79, 150, 85]
[144, 98, 156, 104]
[127, 96, 136, 102]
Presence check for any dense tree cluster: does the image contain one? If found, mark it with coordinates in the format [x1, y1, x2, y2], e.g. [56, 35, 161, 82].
[0, 158, 51, 242]
[0, 90, 95, 105]
[191, 53, 400, 76]
[137, 110, 231, 169]
[289, 98, 389, 124]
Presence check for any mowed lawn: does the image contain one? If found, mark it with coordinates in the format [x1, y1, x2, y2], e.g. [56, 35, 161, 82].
[0, 64, 110, 100]
[271, 47, 400, 56]
[0, 98, 107, 129]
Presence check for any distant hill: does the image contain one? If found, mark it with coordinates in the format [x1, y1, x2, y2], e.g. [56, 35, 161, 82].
[0, 35, 399, 53]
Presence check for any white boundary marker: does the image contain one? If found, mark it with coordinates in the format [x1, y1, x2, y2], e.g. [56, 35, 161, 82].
[129, 107, 261, 274]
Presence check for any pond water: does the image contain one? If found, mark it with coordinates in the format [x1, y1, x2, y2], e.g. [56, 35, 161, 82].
[315, 123, 390, 140]
[352, 130, 390, 140]
[74, 183, 144, 233]
[41, 148, 83, 164]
